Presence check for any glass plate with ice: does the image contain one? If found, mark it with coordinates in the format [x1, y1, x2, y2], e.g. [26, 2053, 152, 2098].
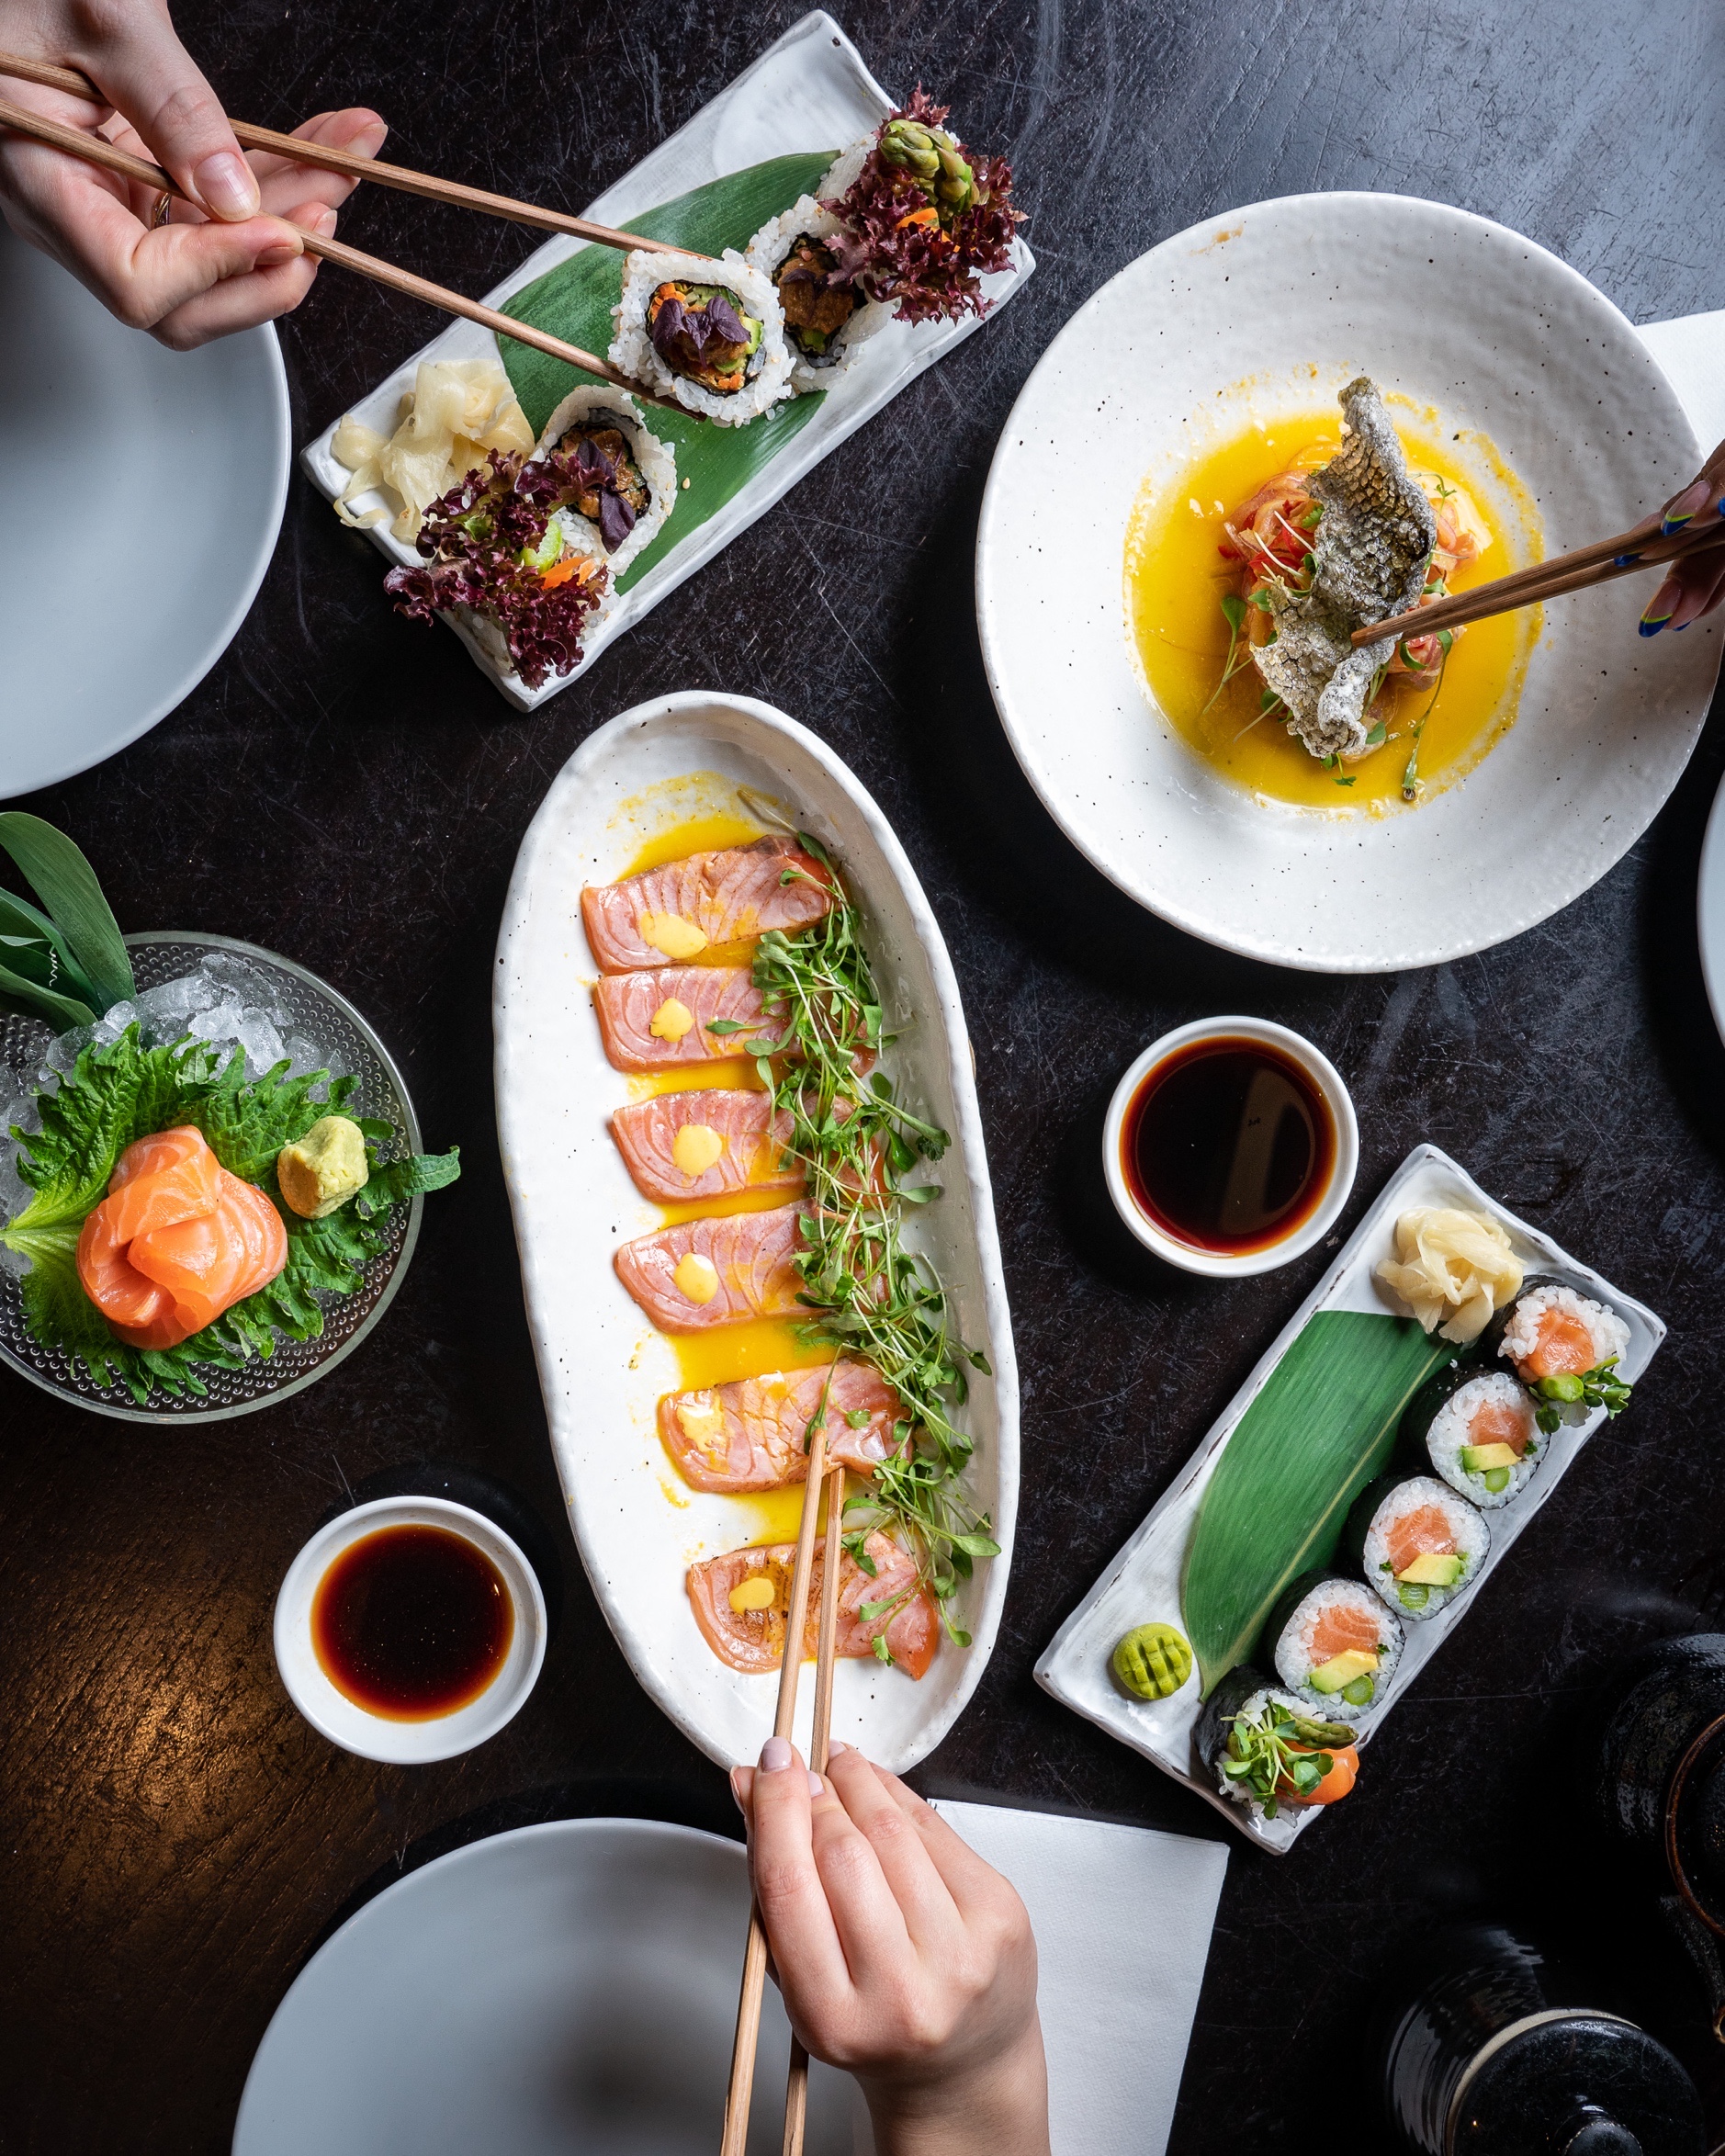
[0, 934, 424, 1423]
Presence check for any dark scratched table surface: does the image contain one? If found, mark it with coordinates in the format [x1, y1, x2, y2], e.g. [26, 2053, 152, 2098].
[5, 1, 1725, 2148]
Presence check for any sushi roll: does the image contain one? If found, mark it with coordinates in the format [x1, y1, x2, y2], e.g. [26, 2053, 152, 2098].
[1349, 1474, 1489, 1620]
[609, 246, 794, 425]
[1484, 1276, 1632, 1429]
[534, 386, 676, 575]
[746, 197, 890, 391]
[1194, 1667, 1358, 1821]
[1260, 1572, 1403, 1719]
[1402, 1360, 1541, 1508]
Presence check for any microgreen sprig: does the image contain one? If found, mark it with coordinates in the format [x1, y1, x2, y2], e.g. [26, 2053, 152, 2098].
[1223, 1702, 1348, 1820]
[1532, 1355, 1632, 1434]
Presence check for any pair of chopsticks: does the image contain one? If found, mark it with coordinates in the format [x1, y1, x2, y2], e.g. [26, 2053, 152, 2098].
[1352, 511, 1725, 647]
[0, 50, 708, 415]
[720, 1433, 847, 2156]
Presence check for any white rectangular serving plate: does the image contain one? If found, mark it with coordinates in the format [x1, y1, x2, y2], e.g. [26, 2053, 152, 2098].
[1035, 1143, 1664, 1851]
[493, 692, 1019, 1769]
[299, 10, 1032, 708]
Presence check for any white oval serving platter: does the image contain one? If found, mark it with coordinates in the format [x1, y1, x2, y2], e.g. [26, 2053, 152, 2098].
[494, 693, 1018, 1771]
[975, 191, 1722, 973]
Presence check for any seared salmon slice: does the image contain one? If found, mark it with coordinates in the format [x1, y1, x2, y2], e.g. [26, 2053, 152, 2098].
[660, 1360, 903, 1493]
[614, 1204, 806, 1331]
[687, 1531, 937, 1678]
[611, 1089, 798, 1202]
[581, 837, 834, 973]
[593, 966, 772, 1073]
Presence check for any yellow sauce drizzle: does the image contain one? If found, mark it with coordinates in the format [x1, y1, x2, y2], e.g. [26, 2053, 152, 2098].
[648, 998, 693, 1041]
[638, 912, 710, 960]
[672, 1252, 720, 1304]
[671, 1123, 726, 1176]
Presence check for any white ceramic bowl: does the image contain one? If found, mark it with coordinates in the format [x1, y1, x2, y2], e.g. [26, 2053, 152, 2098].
[274, 1497, 547, 1765]
[1102, 1017, 1359, 1276]
[975, 192, 1720, 972]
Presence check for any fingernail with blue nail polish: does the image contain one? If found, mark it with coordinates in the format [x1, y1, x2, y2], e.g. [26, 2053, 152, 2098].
[1614, 553, 1640, 567]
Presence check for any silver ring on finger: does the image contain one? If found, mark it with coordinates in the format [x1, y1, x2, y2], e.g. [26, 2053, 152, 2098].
[150, 189, 173, 229]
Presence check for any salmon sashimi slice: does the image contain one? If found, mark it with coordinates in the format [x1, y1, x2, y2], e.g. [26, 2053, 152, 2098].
[687, 1531, 937, 1679]
[1469, 1395, 1532, 1457]
[1309, 1601, 1385, 1664]
[102, 1126, 225, 1244]
[75, 1202, 179, 1346]
[660, 1360, 904, 1493]
[128, 1168, 288, 1335]
[1521, 1307, 1600, 1379]
[611, 1089, 799, 1203]
[1384, 1505, 1457, 1578]
[581, 837, 835, 974]
[614, 1204, 806, 1331]
[593, 967, 771, 1073]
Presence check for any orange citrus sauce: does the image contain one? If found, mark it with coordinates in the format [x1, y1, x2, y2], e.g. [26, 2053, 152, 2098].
[1125, 410, 1541, 810]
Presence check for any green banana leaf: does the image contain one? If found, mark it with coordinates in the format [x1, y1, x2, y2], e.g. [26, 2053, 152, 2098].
[496, 153, 836, 593]
[1180, 1309, 1452, 1696]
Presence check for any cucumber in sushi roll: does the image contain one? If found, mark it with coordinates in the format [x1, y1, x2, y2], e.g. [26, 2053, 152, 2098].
[1401, 1359, 1540, 1508]
[1348, 1473, 1489, 1620]
[1483, 1275, 1633, 1431]
[609, 247, 795, 425]
[534, 385, 676, 576]
[1260, 1572, 1403, 1719]
[1195, 1667, 1358, 1819]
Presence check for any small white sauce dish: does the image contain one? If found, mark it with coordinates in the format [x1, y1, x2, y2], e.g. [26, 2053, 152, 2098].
[273, 1496, 547, 1766]
[1102, 1016, 1359, 1279]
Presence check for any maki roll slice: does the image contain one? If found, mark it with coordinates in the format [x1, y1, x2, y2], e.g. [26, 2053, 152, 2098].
[1486, 1276, 1632, 1431]
[746, 198, 887, 391]
[1261, 1573, 1403, 1719]
[1402, 1359, 1540, 1508]
[1195, 1668, 1359, 1820]
[609, 247, 794, 424]
[534, 386, 676, 576]
[1350, 1474, 1489, 1620]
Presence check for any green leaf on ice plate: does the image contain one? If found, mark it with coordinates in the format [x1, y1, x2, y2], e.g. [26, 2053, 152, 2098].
[496, 153, 838, 595]
[1180, 1309, 1452, 1697]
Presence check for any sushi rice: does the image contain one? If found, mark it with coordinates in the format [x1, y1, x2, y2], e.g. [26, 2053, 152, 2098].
[609, 246, 794, 425]
[1268, 1576, 1403, 1721]
[534, 385, 676, 577]
[746, 195, 889, 392]
[1421, 1369, 1539, 1508]
[1498, 1282, 1629, 1384]
[1359, 1475, 1489, 1620]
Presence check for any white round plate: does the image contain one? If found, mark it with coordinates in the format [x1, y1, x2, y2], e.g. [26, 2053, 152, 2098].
[976, 192, 1722, 972]
[0, 226, 288, 799]
[1703, 771, 1725, 1047]
[232, 1818, 855, 2156]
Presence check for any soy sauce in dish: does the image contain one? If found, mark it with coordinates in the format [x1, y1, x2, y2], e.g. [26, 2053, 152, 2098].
[312, 1525, 513, 1720]
[1122, 1038, 1335, 1254]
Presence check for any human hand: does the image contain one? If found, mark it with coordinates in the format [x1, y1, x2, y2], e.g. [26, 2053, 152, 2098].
[733, 1738, 1050, 2156]
[0, 0, 385, 345]
[1639, 440, 1725, 636]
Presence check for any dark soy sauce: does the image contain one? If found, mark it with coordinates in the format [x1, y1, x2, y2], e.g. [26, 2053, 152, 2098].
[1122, 1037, 1335, 1254]
[312, 1525, 513, 1721]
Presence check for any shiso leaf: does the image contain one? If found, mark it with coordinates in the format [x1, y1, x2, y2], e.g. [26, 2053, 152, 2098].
[496, 153, 835, 594]
[1179, 1309, 1451, 1696]
[0, 812, 135, 1014]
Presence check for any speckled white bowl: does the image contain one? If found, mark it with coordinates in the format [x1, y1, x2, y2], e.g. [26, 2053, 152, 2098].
[975, 192, 1721, 972]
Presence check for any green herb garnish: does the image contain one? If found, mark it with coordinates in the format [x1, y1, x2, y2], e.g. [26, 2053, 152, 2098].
[1221, 1700, 1347, 1820]
[0, 814, 135, 1031]
[1, 1027, 458, 1402]
[1532, 1355, 1631, 1434]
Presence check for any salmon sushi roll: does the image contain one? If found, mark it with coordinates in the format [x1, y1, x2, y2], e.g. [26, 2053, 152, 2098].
[1194, 1667, 1359, 1820]
[1347, 1474, 1488, 1620]
[1402, 1360, 1540, 1507]
[1485, 1277, 1632, 1427]
[1260, 1572, 1403, 1720]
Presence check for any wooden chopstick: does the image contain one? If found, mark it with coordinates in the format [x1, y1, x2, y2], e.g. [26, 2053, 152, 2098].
[0, 93, 690, 415]
[781, 1462, 847, 2156]
[0, 49, 704, 259]
[1352, 517, 1725, 648]
[720, 1425, 832, 2156]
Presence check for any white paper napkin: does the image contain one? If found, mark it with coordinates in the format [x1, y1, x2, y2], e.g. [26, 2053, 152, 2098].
[1639, 310, 1725, 452]
[924, 1800, 1227, 2156]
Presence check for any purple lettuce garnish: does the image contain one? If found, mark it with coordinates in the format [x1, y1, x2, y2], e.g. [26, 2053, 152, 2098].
[566, 435, 638, 550]
[649, 289, 750, 373]
[384, 452, 607, 692]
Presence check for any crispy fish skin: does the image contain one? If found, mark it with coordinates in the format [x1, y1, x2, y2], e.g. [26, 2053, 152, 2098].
[592, 965, 771, 1072]
[614, 1203, 806, 1330]
[660, 1360, 902, 1492]
[687, 1531, 937, 1677]
[1254, 378, 1438, 761]
[610, 1089, 799, 1202]
[581, 836, 834, 974]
